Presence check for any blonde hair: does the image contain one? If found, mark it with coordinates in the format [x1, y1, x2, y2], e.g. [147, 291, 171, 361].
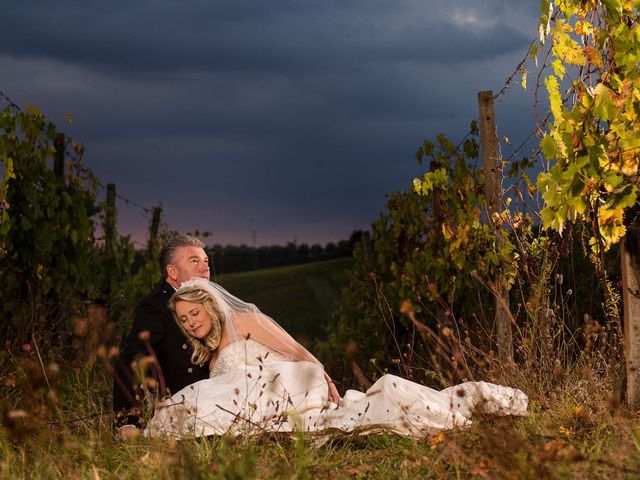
[168, 285, 225, 366]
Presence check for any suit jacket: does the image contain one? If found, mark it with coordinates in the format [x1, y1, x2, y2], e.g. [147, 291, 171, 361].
[112, 281, 210, 428]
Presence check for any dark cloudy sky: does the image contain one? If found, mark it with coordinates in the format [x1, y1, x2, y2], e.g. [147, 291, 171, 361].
[0, 0, 540, 246]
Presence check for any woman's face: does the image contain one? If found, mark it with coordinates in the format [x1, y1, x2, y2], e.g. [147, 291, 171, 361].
[175, 300, 213, 339]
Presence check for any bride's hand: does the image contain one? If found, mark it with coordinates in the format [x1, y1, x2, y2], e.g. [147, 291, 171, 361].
[328, 382, 340, 403]
[118, 425, 140, 440]
[324, 373, 340, 403]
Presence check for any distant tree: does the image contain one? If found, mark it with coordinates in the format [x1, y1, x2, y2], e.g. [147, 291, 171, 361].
[348, 230, 364, 249]
[205, 234, 358, 275]
[310, 244, 324, 259]
[297, 243, 310, 262]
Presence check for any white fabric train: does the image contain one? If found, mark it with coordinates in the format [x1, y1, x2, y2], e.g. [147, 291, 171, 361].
[146, 339, 528, 438]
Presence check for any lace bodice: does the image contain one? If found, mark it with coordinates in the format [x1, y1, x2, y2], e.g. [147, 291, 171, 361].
[210, 339, 291, 377]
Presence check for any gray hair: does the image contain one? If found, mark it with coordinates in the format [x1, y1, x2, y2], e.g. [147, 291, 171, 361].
[160, 235, 205, 279]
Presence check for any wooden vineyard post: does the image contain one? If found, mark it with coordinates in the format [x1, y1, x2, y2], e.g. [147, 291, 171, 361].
[147, 206, 162, 260]
[477, 90, 513, 363]
[105, 183, 116, 253]
[622, 237, 640, 408]
[362, 231, 376, 275]
[102, 183, 117, 303]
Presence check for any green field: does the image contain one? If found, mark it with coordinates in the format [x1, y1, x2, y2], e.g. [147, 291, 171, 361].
[217, 257, 353, 346]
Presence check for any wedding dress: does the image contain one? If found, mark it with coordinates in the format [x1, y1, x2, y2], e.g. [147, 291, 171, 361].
[145, 338, 528, 438]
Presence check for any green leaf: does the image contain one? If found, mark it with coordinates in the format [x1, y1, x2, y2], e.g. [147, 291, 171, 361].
[423, 140, 434, 157]
[568, 174, 585, 198]
[541, 135, 558, 161]
[593, 84, 617, 121]
[436, 134, 455, 155]
[604, 172, 624, 190]
[470, 120, 479, 136]
[0, 209, 10, 235]
[463, 138, 478, 159]
[24, 104, 43, 117]
[609, 184, 637, 209]
[540, 0, 550, 16]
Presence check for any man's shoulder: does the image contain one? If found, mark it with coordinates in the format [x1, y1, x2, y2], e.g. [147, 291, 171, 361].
[139, 281, 174, 308]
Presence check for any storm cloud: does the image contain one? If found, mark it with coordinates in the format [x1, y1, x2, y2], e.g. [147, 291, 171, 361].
[0, 0, 540, 245]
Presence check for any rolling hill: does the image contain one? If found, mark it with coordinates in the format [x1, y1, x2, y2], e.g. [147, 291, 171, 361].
[216, 257, 353, 347]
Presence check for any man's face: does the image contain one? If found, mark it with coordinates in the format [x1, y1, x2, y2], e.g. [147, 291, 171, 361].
[166, 246, 210, 287]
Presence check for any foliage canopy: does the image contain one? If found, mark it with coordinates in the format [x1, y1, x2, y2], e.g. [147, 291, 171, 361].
[537, 0, 640, 251]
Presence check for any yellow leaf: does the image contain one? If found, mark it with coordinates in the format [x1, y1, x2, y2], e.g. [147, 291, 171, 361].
[546, 75, 563, 121]
[625, 106, 637, 122]
[572, 406, 589, 419]
[597, 204, 628, 248]
[621, 152, 640, 176]
[442, 223, 454, 240]
[598, 205, 623, 227]
[430, 431, 445, 449]
[583, 46, 602, 67]
[575, 20, 594, 36]
[558, 426, 575, 437]
[575, 21, 584, 35]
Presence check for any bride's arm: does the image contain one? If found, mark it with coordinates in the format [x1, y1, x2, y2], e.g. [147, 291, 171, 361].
[231, 312, 315, 361]
[232, 312, 340, 402]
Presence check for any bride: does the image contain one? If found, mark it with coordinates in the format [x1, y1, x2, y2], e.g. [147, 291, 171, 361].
[146, 278, 527, 437]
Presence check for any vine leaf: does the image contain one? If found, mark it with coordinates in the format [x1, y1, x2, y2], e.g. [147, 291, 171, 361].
[593, 84, 616, 121]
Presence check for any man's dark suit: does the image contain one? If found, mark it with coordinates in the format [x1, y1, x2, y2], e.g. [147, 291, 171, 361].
[113, 281, 210, 428]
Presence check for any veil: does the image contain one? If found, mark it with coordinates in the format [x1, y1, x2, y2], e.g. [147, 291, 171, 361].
[176, 278, 322, 365]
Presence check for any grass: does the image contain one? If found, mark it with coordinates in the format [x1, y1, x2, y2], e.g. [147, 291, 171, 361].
[3, 363, 640, 479]
[3, 380, 640, 479]
[3, 258, 640, 478]
[217, 257, 353, 344]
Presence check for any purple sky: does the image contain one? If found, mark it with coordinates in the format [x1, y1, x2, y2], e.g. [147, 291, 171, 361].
[0, 1, 540, 246]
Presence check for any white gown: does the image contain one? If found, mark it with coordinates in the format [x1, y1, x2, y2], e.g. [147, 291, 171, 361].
[146, 339, 528, 438]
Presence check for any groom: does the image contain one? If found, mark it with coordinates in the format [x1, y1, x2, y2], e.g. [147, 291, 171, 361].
[113, 234, 211, 437]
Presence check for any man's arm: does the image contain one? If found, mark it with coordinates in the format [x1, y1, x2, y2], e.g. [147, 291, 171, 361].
[112, 294, 167, 430]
